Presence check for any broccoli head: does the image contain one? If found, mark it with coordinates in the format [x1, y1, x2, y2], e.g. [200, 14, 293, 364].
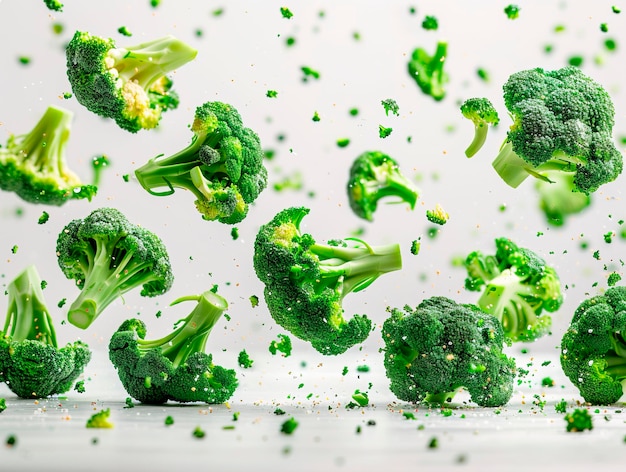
[382, 297, 516, 407]
[560, 286, 626, 405]
[253, 207, 403, 355]
[56, 207, 173, 329]
[347, 151, 419, 221]
[134, 101, 268, 224]
[0, 265, 91, 399]
[492, 66, 622, 194]
[0, 106, 96, 205]
[464, 237, 563, 342]
[109, 290, 238, 404]
[66, 31, 197, 133]
[534, 170, 592, 226]
[407, 41, 448, 101]
[460, 97, 500, 157]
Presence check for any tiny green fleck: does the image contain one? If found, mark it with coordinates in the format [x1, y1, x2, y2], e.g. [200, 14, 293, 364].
[504, 4, 520, 19]
[301, 66, 320, 81]
[52, 23, 64, 35]
[10, 245, 18, 254]
[410, 239, 421, 255]
[600, 23, 609, 32]
[426, 204, 449, 225]
[164, 415, 174, 425]
[150, 0, 161, 7]
[356, 365, 370, 373]
[351, 390, 369, 407]
[421, 15, 438, 30]
[280, 7, 293, 19]
[312, 111, 320, 122]
[212, 8, 224, 16]
[568, 56, 584, 67]
[593, 250, 601, 260]
[62, 92, 72, 99]
[428, 437, 438, 449]
[605, 38, 617, 51]
[280, 417, 299, 434]
[402, 411, 416, 420]
[274, 408, 286, 416]
[285, 36, 296, 47]
[18, 56, 31, 65]
[379, 125, 393, 139]
[266, 90, 278, 98]
[192, 426, 205, 438]
[0, 398, 6, 413]
[342, 366, 348, 376]
[336, 138, 350, 148]
[612, 5, 621, 13]
[476, 68, 490, 82]
[117, 26, 132, 37]
[541, 377, 555, 387]
[122, 174, 130, 182]
[6, 435, 16, 447]
[349, 108, 359, 117]
[57, 298, 66, 308]
[124, 397, 134, 408]
[230, 227, 239, 240]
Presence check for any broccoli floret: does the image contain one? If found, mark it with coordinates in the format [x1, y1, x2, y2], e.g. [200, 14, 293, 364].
[460, 98, 500, 157]
[560, 286, 626, 405]
[134, 101, 268, 224]
[564, 409, 593, 432]
[253, 207, 403, 355]
[109, 290, 237, 404]
[425, 204, 449, 225]
[407, 41, 448, 101]
[347, 151, 419, 221]
[0, 265, 91, 399]
[421, 16, 439, 31]
[91, 155, 110, 187]
[43, 0, 63, 12]
[269, 334, 292, 357]
[0, 106, 97, 206]
[534, 170, 591, 226]
[56, 207, 173, 329]
[491, 66, 622, 194]
[237, 349, 254, 368]
[382, 297, 516, 407]
[86, 408, 113, 428]
[504, 4, 521, 19]
[464, 237, 563, 342]
[381, 99, 399, 116]
[65, 31, 197, 133]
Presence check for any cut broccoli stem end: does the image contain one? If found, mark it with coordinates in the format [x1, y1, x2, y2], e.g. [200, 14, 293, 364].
[465, 124, 489, 158]
[424, 391, 456, 405]
[492, 140, 534, 188]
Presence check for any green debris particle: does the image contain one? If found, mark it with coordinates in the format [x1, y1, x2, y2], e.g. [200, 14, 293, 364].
[10, 245, 18, 254]
[57, 298, 66, 308]
[351, 390, 369, 407]
[124, 397, 134, 408]
[52, 23, 64, 35]
[155, 310, 162, 319]
[608, 272, 622, 286]
[441, 408, 453, 417]
[280, 417, 299, 434]
[504, 4, 520, 19]
[74, 380, 85, 393]
[428, 437, 439, 449]
[402, 411, 416, 420]
[476, 68, 490, 82]
[379, 125, 393, 139]
[62, 92, 72, 99]
[381, 99, 400, 116]
[232, 412, 240, 422]
[565, 409, 593, 432]
[230, 227, 239, 240]
[554, 24, 566, 33]
[312, 111, 320, 122]
[427, 227, 439, 239]
[593, 250, 601, 260]
[555, 399, 567, 413]
[150, 0, 161, 7]
[342, 366, 348, 376]
[301, 66, 320, 81]
[249, 295, 259, 308]
[122, 174, 130, 182]
[421, 15, 439, 30]
[426, 204, 449, 225]
[18, 56, 31, 65]
[604, 231, 614, 243]
[568, 56, 584, 67]
[285, 36, 296, 47]
[238, 349, 254, 368]
[212, 7, 224, 16]
[37, 211, 50, 225]
[356, 365, 370, 373]
[349, 108, 359, 117]
[605, 38, 618, 51]
[6, 435, 16, 447]
[356, 425, 362, 434]
[163, 415, 174, 426]
[541, 377, 555, 387]
[600, 23, 609, 33]
[612, 5, 621, 13]
[117, 26, 132, 36]
[269, 334, 292, 357]
[274, 408, 286, 416]
[410, 239, 421, 255]
[192, 426, 206, 438]
[280, 7, 293, 19]
[266, 90, 278, 98]
[0, 398, 6, 413]
[336, 138, 351, 148]
[86, 409, 113, 429]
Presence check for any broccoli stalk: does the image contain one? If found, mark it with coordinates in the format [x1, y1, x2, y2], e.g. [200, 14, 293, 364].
[407, 41, 448, 101]
[109, 290, 238, 404]
[253, 207, 402, 355]
[460, 98, 500, 157]
[134, 101, 268, 224]
[0, 106, 96, 205]
[0, 265, 91, 398]
[66, 31, 198, 133]
[56, 207, 173, 330]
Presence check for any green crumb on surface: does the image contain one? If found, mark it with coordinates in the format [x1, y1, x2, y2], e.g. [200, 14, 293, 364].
[555, 399, 567, 413]
[541, 377, 555, 387]
[6, 435, 16, 447]
[402, 411, 416, 420]
[86, 409, 113, 429]
[280, 417, 299, 434]
[164, 415, 174, 425]
[274, 408, 286, 416]
[428, 437, 439, 449]
[312, 111, 320, 122]
[74, 380, 85, 393]
[192, 426, 206, 438]
[351, 390, 369, 407]
[0, 398, 6, 413]
[124, 397, 134, 408]
[249, 295, 259, 308]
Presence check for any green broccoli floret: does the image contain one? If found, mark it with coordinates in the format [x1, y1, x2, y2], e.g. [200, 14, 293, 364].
[534, 170, 592, 226]
[0, 265, 91, 399]
[0, 398, 6, 413]
[109, 290, 238, 404]
[237, 349, 254, 368]
[381, 99, 399, 116]
[134, 101, 268, 224]
[0, 106, 97, 206]
[347, 151, 419, 222]
[86, 408, 113, 428]
[492, 66, 622, 194]
[425, 204, 449, 225]
[560, 286, 626, 405]
[464, 237, 563, 342]
[504, 4, 520, 19]
[460, 98, 500, 157]
[421, 16, 439, 31]
[564, 409, 593, 432]
[269, 334, 292, 357]
[65, 31, 197, 133]
[56, 207, 173, 329]
[407, 41, 448, 101]
[253, 207, 403, 355]
[382, 297, 516, 407]
[43, 0, 63, 12]
[91, 154, 110, 187]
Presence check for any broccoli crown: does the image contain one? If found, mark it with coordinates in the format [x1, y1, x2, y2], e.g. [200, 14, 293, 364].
[381, 297, 516, 407]
[66, 31, 197, 133]
[253, 207, 403, 355]
[460, 98, 500, 158]
[347, 151, 419, 221]
[0, 265, 91, 399]
[108, 291, 238, 405]
[492, 66, 622, 194]
[560, 286, 626, 405]
[407, 41, 448, 101]
[534, 170, 591, 227]
[464, 237, 563, 342]
[56, 207, 173, 330]
[0, 106, 97, 206]
[134, 101, 268, 224]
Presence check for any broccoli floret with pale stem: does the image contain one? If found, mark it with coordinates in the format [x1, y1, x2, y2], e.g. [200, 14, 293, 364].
[0, 106, 96, 205]
[460, 98, 500, 157]
[66, 31, 197, 133]
[534, 170, 591, 226]
[407, 41, 448, 101]
[426, 204, 449, 225]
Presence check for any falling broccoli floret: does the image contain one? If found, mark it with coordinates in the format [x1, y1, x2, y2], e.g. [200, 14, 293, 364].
[460, 98, 500, 157]
[91, 155, 110, 187]
[410, 239, 421, 255]
[564, 409, 593, 432]
[381, 99, 400, 116]
[0, 106, 97, 206]
[43, 0, 63, 12]
[134, 101, 268, 224]
[407, 41, 448, 101]
[65, 31, 197, 133]
[280, 417, 299, 434]
[86, 409, 113, 428]
[38, 211, 50, 225]
[608, 273, 622, 286]
[347, 151, 419, 221]
[269, 334, 292, 357]
[280, 7, 293, 19]
[253, 207, 402, 355]
[379, 125, 393, 139]
[504, 4, 521, 19]
[421, 16, 439, 30]
[426, 204, 449, 225]
[237, 349, 254, 368]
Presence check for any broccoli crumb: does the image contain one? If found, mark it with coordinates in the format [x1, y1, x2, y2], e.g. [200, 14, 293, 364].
[285, 36, 296, 47]
[57, 298, 66, 308]
[356, 365, 370, 373]
[381, 99, 400, 116]
[74, 380, 85, 393]
[312, 111, 320, 122]
[0, 398, 6, 413]
[604, 38, 617, 51]
[608, 272, 622, 286]
[477, 68, 490, 82]
[351, 390, 369, 407]
[421, 15, 439, 30]
[10, 245, 18, 254]
[402, 411, 416, 420]
[342, 366, 348, 376]
[274, 407, 286, 416]
[555, 399, 568, 413]
[604, 231, 614, 243]
[249, 295, 259, 308]
[379, 125, 393, 139]
[349, 108, 359, 117]
[504, 4, 521, 19]
[336, 138, 351, 148]
[612, 6, 621, 14]
[192, 426, 206, 438]
[237, 349, 254, 368]
[6, 435, 16, 447]
[565, 409, 593, 432]
[600, 23, 609, 33]
[568, 56, 584, 67]
[428, 437, 439, 449]
[426, 204, 449, 225]
[301, 66, 320, 82]
[122, 174, 130, 182]
[593, 250, 601, 260]
[541, 377, 555, 387]
[280, 7, 293, 19]
[280, 417, 299, 435]
[18, 56, 31, 65]
[269, 334, 292, 357]
[230, 227, 239, 240]
[38, 211, 50, 224]
[62, 92, 72, 99]
[117, 26, 132, 37]
[86, 409, 113, 429]
[52, 23, 64, 35]
[266, 90, 278, 98]
[410, 239, 421, 255]
[164, 415, 174, 425]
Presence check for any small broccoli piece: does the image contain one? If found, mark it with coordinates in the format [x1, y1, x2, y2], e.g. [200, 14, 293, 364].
[381, 99, 399, 116]
[0, 106, 97, 206]
[253, 207, 403, 355]
[66, 31, 197, 133]
[382, 297, 516, 407]
[56, 207, 173, 329]
[336, 138, 350, 148]
[134, 101, 267, 224]
[491, 66, 622, 194]
[347, 151, 419, 221]
[504, 4, 520, 19]
[266, 90, 278, 98]
[560, 286, 626, 404]
[608, 273, 622, 286]
[91, 155, 110, 187]
[464, 237, 563, 342]
[565, 409, 593, 432]
[0, 398, 6, 413]
[534, 171, 591, 226]
[117, 26, 132, 37]
[43, 0, 63, 12]
[86, 409, 113, 428]
[410, 239, 421, 255]
[0, 266, 91, 399]
[301, 66, 320, 82]
[280, 417, 299, 434]
[164, 415, 174, 425]
[237, 349, 254, 368]
[426, 204, 449, 225]
[280, 7, 293, 19]
[38, 211, 50, 225]
[109, 290, 238, 404]
[269, 334, 292, 357]
[555, 399, 567, 413]
[421, 16, 438, 30]
[192, 426, 206, 438]
[74, 380, 85, 393]
[378, 125, 393, 139]
[407, 41, 448, 101]
[460, 98, 500, 157]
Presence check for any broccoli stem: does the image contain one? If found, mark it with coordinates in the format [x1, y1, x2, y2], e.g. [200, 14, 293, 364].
[5, 266, 57, 346]
[136, 291, 227, 368]
[107, 35, 198, 91]
[424, 392, 456, 405]
[466, 123, 489, 158]
[366, 170, 419, 210]
[309, 241, 403, 295]
[604, 354, 626, 378]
